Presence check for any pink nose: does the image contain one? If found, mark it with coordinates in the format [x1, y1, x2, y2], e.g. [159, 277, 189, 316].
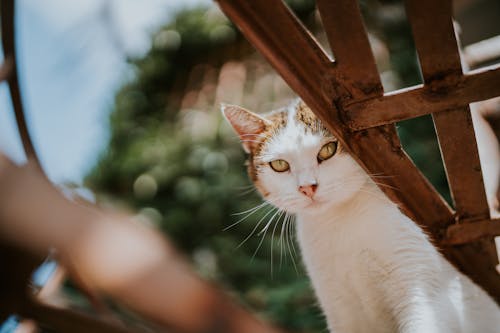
[299, 184, 318, 198]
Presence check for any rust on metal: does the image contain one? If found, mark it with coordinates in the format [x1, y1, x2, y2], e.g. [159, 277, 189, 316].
[444, 219, 500, 245]
[344, 64, 500, 130]
[316, 0, 383, 100]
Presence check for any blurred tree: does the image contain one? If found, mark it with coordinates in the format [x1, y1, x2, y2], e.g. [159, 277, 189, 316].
[86, 0, 450, 331]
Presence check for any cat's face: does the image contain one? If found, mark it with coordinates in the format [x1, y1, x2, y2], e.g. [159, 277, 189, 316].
[223, 101, 367, 215]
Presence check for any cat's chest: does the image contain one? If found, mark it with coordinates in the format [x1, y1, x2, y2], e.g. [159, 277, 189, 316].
[296, 217, 386, 287]
[295, 212, 398, 331]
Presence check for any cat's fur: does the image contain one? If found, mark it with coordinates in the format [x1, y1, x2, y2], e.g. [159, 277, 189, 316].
[223, 100, 500, 333]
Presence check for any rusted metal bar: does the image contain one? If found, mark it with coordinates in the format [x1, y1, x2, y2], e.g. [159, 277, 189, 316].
[215, 0, 333, 121]
[344, 64, 500, 130]
[406, 0, 489, 220]
[0, 0, 41, 168]
[406, 0, 498, 301]
[443, 219, 500, 245]
[316, 0, 383, 99]
[217, 0, 453, 235]
[447, 239, 500, 303]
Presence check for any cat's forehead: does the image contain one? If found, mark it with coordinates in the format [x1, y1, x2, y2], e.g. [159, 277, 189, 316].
[264, 101, 327, 134]
[259, 102, 332, 160]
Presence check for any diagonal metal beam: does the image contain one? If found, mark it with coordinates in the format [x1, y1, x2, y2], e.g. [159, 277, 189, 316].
[317, 0, 383, 99]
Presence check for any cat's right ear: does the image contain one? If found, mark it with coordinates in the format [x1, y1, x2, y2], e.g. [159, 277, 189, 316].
[221, 104, 271, 153]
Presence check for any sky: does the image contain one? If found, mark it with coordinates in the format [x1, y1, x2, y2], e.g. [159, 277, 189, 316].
[0, 0, 211, 184]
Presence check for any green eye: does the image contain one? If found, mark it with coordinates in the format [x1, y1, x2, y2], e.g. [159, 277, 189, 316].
[317, 142, 337, 162]
[269, 159, 290, 172]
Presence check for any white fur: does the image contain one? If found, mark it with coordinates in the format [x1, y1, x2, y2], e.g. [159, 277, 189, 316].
[255, 107, 500, 332]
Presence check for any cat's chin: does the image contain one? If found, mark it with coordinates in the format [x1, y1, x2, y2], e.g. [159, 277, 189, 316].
[297, 198, 338, 216]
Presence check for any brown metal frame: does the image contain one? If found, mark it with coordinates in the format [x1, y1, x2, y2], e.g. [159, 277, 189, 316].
[216, 0, 500, 301]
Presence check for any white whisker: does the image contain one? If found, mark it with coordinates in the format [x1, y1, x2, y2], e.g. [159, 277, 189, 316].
[253, 209, 284, 260]
[236, 207, 276, 249]
[286, 215, 299, 274]
[270, 211, 283, 278]
[231, 201, 268, 216]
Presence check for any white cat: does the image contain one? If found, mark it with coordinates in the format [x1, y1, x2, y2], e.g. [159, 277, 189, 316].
[222, 100, 500, 333]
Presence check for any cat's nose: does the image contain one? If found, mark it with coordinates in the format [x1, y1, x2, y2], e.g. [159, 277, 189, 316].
[299, 183, 318, 198]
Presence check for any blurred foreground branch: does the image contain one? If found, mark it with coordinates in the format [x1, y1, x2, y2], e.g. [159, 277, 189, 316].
[0, 154, 284, 333]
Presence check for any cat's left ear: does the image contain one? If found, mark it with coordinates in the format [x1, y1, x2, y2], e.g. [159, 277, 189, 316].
[221, 104, 271, 153]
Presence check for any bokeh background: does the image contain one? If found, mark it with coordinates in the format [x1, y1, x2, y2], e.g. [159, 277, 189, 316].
[1, 0, 499, 332]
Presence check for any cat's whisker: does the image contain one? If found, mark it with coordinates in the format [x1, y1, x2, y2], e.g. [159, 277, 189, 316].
[252, 209, 285, 261]
[239, 133, 270, 139]
[233, 184, 256, 190]
[251, 227, 268, 261]
[237, 187, 257, 197]
[285, 215, 299, 274]
[240, 140, 264, 144]
[236, 207, 277, 249]
[258, 207, 282, 236]
[368, 174, 396, 179]
[226, 203, 271, 231]
[252, 212, 277, 261]
[371, 181, 400, 192]
[270, 210, 282, 278]
[225, 202, 269, 231]
[281, 214, 291, 266]
[231, 201, 268, 216]
[279, 210, 288, 268]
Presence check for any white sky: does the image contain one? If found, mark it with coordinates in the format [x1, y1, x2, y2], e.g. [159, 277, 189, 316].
[0, 0, 212, 184]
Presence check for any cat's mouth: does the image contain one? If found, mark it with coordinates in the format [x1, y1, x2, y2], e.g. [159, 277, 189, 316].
[305, 198, 323, 208]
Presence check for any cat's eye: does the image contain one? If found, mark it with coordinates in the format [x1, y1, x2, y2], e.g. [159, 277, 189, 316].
[269, 159, 290, 172]
[317, 142, 337, 162]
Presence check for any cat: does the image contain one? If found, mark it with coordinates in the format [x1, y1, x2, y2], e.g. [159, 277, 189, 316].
[222, 100, 500, 333]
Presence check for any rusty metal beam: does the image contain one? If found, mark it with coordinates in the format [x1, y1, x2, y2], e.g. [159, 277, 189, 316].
[406, 0, 498, 301]
[316, 0, 383, 99]
[344, 64, 500, 130]
[446, 239, 500, 303]
[443, 219, 500, 245]
[406, 0, 489, 220]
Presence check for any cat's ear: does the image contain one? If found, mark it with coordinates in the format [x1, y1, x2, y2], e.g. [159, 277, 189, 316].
[221, 104, 270, 153]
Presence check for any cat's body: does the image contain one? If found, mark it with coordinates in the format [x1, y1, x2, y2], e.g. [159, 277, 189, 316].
[223, 100, 500, 332]
[297, 181, 498, 333]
